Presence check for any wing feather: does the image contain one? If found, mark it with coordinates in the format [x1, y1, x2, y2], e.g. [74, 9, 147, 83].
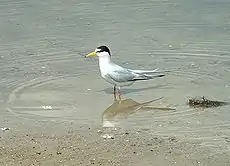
[128, 68, 159, 74]
[105, 69, 136, 83]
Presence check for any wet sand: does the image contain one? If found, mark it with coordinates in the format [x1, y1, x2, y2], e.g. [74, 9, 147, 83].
[1, 0, 230, 165]
[1, 120, 230, 166]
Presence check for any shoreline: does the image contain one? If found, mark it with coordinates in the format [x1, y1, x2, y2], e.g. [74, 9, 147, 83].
[0, 119, 229, 166]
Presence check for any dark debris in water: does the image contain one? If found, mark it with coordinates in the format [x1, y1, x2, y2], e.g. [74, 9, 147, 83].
[188, 96, 229, 108]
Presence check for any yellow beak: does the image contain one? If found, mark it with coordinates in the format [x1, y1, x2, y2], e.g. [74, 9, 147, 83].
[86, 51, 97, 57]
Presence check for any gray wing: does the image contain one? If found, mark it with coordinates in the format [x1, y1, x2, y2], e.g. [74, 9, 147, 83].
[105, 69, 137, 83]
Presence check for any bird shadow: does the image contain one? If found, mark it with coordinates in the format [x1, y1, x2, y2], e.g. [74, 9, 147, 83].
[102, 97, 175, 128]
[99, 84, 168, 95]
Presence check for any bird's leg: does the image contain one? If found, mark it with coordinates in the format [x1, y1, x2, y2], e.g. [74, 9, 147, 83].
[118, 86, 122, 101]
[113, 86, 117, 101]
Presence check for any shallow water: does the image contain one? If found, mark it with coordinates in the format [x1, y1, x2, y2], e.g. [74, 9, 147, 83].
[1, 0, 230, 153]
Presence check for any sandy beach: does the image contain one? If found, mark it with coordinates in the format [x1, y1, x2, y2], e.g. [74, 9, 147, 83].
[1, 119, 230, 166]
[0, 0, 230, 165]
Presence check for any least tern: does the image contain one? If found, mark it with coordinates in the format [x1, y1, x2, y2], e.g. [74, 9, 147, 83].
[86, 46, 165, 100]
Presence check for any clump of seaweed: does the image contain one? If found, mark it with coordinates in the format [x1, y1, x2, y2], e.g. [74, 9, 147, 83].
[188, 96, 229, 108]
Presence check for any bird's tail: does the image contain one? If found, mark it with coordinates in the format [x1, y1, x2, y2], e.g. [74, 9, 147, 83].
[133, 73, 165, 81]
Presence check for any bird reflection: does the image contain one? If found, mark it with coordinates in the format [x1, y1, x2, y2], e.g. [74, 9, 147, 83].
[102, 97, 175, 127]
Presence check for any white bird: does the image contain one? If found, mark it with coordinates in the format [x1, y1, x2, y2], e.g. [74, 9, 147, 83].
[86, 46, 165, 100]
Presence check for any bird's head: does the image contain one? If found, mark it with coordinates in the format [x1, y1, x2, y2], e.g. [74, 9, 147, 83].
[86, 45, 111, 58]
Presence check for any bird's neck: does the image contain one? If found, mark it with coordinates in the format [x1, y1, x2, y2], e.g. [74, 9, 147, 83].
[99, 55, 111, 65]
[99, 56, 111, 74]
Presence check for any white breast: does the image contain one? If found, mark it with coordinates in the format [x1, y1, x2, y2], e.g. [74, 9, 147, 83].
[98, 56, 117, 85]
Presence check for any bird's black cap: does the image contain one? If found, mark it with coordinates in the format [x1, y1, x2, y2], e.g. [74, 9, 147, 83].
[97, 46, 111, 55]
